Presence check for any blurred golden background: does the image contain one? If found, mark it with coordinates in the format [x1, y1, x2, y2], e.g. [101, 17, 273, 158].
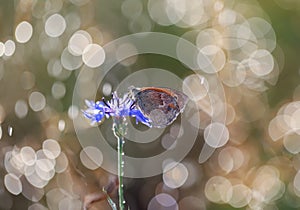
[1, 0, 300, 210]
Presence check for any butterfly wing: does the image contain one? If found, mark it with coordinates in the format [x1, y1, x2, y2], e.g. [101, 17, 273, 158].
[130, 87, 188, 128]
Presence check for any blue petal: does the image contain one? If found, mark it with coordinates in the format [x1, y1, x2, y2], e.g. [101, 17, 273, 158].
[85, 100, 106, 110]
[95, 101, 106, 109]
[82, 110, 105, 123]
[83, 100, 107, 124]
[130, 109, 152, 127]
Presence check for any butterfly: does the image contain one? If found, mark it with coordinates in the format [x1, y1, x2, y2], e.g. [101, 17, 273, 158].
[129, 86, 188, 128]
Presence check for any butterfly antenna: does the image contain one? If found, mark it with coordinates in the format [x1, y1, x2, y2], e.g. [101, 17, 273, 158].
[102, 97, 110, 108]
[130, 101, 136, 110]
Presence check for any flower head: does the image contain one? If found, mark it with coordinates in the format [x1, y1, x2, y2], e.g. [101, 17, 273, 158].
[82, 92, 151, 127]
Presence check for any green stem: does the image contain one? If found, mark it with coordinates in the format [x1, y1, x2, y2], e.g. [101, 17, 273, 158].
[113, 117, 127, 210]
[117, 134, 125, 210]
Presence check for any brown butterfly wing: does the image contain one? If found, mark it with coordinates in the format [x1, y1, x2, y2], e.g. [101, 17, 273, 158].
[130, 87, 187, 127]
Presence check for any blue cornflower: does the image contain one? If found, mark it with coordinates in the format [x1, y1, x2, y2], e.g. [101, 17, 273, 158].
[82, 92, 151, 127]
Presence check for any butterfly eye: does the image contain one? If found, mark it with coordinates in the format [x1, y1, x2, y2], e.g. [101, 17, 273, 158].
[173, 95, 178, 100]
